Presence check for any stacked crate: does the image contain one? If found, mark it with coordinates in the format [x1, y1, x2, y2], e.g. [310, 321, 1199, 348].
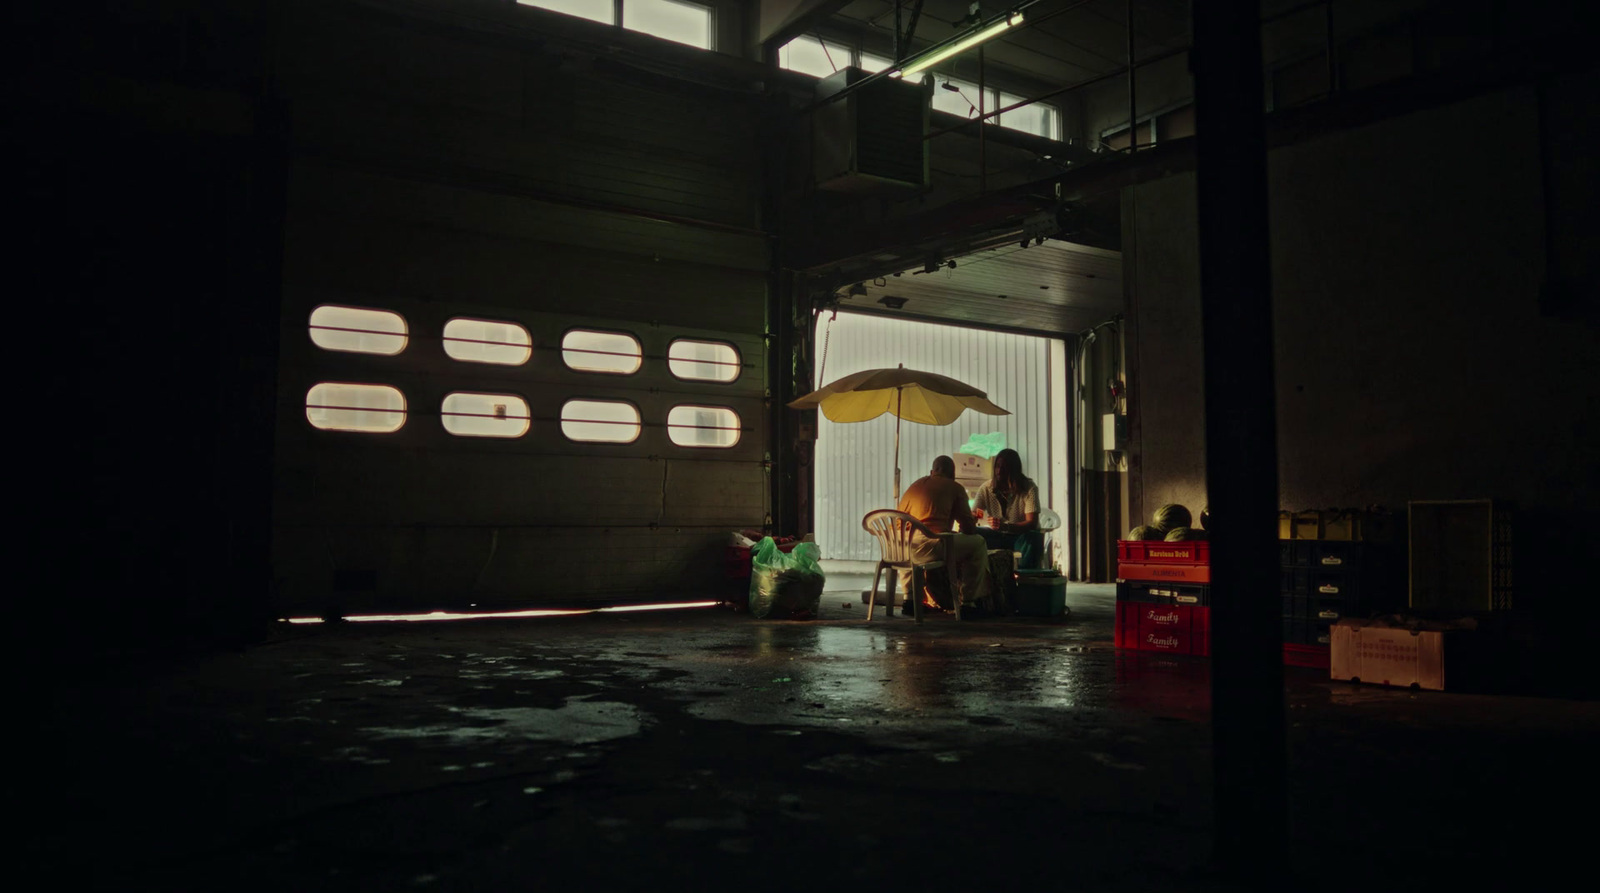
[1406, 499, 1512, 612]
[1115, 510, 1401, 667]
[1279, 510, 1403, 668]
[1115, 540, 1211, 656]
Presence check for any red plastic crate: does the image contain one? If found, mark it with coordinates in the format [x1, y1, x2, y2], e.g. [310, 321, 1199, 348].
[1115, 602, 1139, 649]
[1117, 540, 1210, 564]
[1116, 603, 1211, 656]
[1118, 607, 1329, 666]
[723, 541, 800, 579]
[1117, 561, 1212, 584]
[1118, 606, 1328, 666]
[1117, 581, 1210, 605]
[1283, 643, 1331, 669]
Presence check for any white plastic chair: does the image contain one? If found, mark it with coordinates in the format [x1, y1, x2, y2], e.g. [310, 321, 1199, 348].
[1038, 508, 1062, 566]
[861, 510, 952, 623]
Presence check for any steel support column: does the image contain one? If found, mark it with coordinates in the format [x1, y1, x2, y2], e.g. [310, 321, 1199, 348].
[1127, 0, 1138, 151]
[1193, 0, 1288, 882]
[979, 44, 987, 193]
[895, 1, 903, 62]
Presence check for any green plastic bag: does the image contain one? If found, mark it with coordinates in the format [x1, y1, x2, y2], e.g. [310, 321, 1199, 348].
[748, 538, 825, 620]
[957, 431, 1007, 459]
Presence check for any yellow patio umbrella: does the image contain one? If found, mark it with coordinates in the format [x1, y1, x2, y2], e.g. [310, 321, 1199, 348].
[787, 364, 1010, 499]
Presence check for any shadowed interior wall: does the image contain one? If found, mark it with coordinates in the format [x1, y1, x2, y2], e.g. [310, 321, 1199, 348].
[16, 0, 286, 660]
[1125, 77, 1598, 612]
[1125, 173, 1207, 529]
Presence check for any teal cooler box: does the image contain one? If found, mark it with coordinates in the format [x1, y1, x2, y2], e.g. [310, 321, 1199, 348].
[1014, 569, 1067, 617]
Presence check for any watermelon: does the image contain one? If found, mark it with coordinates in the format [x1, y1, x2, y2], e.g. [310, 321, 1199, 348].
[1153, 503, 1192, 531]
[1164, 526, 1203, 541]
[1128, 525, 1164, 541]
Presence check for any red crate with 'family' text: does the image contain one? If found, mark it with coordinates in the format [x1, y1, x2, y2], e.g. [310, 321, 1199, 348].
[1116, 602, 1210, 656]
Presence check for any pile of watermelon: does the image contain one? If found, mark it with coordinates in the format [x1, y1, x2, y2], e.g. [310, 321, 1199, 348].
[1126, 503, 1208, 541]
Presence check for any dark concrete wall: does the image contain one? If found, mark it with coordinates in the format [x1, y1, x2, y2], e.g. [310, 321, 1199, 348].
[17, 0, 784, 641]
[16, 0, 287, 661]
[1124, 173, 1206, 525]
[1124, 77, 1599, 607]
[1081, 50, 1193, 145]
[1268, 84, 1580, 512]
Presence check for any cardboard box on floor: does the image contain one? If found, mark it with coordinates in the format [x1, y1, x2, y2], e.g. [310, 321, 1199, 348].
[1329, 616, 1481, 691]
[955, 453, 992, 499]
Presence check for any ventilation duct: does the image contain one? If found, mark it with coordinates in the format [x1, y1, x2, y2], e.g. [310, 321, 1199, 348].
[812, 68, 929, 194]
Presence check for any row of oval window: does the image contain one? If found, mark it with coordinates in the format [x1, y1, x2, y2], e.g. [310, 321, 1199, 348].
[305, 383, 742, 447]
[310, 305, 742, 382]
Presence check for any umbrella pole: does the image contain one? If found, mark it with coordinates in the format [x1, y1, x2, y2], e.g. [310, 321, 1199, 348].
[893, 387, 903, 501]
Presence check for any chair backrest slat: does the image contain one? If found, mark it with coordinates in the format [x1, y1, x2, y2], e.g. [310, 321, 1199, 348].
[861, 509, 934, 565]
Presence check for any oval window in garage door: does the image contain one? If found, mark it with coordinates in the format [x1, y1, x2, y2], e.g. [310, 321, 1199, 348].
[308, 305, 409, 355]
[441, 392, 531, 438]
[561, 399, 641, 443]
[305, 383, 407, 433]
[666, 405, 740, 448]
[667, 339, 741, 382]
[561, 329, 642, 374]
[442, 318, 533, 366]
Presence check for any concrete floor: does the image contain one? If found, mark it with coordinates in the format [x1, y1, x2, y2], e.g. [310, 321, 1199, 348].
[26, 569, 1596, 891]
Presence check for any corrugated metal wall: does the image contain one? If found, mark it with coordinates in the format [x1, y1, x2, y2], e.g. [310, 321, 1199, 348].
[271, 3, 771, 615]
[814, 312, 1060, 561]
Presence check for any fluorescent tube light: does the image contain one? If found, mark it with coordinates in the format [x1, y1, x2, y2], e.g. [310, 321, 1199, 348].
[890, 12, 1024, 79]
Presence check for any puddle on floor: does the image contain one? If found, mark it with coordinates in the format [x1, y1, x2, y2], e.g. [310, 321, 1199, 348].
[361, 697, 647, 746]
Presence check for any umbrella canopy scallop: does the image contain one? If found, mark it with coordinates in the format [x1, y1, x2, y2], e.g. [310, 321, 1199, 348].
[788, 366, 1010, 500]
[786, 367, 1010, 424]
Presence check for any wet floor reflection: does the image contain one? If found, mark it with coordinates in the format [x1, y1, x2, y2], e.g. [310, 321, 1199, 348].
[678, 624, 1125, 724]
[1113, 653, 1212, 722]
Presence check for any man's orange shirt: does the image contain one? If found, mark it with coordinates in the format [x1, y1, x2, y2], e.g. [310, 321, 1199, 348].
[897, 475, 973, 534]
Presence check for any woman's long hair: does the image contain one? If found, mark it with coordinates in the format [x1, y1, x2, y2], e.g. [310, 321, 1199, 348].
[991, 448, 1027, 495]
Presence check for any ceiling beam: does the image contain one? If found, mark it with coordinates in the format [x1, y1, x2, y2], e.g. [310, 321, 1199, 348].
[898, 0, 925, 61]
[757, 0, 854, 51]
[792, 31, 1592, 275]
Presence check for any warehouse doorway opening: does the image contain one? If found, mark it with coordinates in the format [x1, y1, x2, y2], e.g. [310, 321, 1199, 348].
[810, 311, 1070, 570]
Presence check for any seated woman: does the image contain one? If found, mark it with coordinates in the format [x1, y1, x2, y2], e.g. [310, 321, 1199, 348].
[972, 448, 1046, 570]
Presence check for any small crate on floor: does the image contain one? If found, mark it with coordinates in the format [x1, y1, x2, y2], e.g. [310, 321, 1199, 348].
[1014, 570, 1066, 617]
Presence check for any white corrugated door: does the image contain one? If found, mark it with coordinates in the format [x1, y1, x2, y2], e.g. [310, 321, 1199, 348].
[813, 312, 1062, 561]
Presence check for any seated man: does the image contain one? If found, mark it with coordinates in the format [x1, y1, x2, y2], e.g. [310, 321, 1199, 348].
[896, 455, 991, 613]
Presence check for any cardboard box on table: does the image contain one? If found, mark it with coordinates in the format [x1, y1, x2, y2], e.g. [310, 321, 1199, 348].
[954, 453, 992, 499]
